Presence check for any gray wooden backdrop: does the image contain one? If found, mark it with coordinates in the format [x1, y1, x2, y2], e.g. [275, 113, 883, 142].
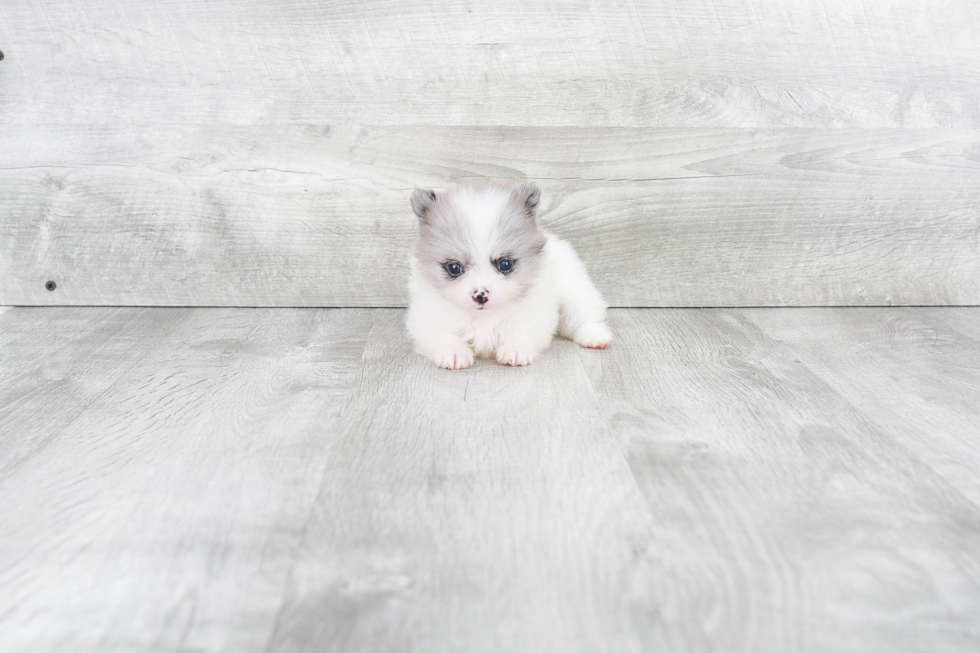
[1, 0, 978, 307]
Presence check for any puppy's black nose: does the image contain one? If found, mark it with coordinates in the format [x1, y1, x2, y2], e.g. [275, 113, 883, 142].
[474, 291, 488, 305]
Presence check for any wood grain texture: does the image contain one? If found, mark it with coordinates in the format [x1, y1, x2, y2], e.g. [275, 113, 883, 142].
[1, 307, 980, 652]
[0, 307, 190, 479]
[266, 309, 655, 653]
[579, 308, 980, 653]
[2, 0, 979, 307]
[745, 307, 980, 504]
[0, 307, 373, 652]
[2, 126, 978, 306]
[0, 0, 978, 127]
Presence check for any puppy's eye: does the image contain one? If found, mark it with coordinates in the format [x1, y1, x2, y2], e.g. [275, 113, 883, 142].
[495, 258, 514, 274]
[444, 261, 464, 278]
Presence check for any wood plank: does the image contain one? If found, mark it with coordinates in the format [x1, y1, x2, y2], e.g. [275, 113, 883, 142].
[268, 309, 980, 652]
[744, 307, 980, 504]
[577, 309, 980, 653]
[0, 307, 193, 476]
[919, 307, 980, 342]
[266, 310, 657, 653]
[0, 307, 373, 652]
[0, 1, 978, 127]
[2, 307, 980, 651]
[2, 126, 978, 307]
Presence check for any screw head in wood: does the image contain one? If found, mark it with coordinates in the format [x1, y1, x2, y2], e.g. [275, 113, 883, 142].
[45, 280, 57, 291]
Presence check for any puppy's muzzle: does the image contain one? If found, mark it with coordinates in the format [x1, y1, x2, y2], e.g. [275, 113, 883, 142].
[472, 289, 489, 306]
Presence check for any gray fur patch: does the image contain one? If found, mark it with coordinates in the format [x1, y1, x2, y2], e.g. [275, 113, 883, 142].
[514, 181, 541, 217]
[411, 181, 547, 296]
[410, 188, 438, 221]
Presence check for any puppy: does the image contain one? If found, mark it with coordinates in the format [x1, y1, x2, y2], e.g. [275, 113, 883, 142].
[406, 181, 611, 369]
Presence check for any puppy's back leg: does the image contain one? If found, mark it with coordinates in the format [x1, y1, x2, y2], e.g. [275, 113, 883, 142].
[548, 237, 612, 349]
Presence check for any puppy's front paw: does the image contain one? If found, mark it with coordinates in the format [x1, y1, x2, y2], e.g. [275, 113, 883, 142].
[495, 343, 535, 367]
[432, 347, 474, 370]
[574, 322, 612, 349]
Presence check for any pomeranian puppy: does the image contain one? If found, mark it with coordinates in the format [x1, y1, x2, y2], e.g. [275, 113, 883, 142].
[406, 181, 611, 369]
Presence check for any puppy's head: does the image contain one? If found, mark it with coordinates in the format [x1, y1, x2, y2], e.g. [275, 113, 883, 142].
[410, 181, 547, 313]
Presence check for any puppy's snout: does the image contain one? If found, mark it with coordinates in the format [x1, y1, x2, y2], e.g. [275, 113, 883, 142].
[472, 289, 489, 305]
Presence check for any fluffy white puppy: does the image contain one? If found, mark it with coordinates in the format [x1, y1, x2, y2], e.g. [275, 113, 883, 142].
[406, 181, 611, 369]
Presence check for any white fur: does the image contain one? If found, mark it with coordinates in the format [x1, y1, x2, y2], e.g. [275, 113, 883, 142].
[407, 230, 612, 369]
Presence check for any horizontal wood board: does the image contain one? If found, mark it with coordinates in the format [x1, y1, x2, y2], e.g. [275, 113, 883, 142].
[2, 126, 978, 306]
[1, 1, 979, 306]
[0, 0, 979, 127]
[1, 306, 979, 652]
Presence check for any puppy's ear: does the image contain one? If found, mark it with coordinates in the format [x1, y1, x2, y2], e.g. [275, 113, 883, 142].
[411, 188, 438, 221]
[515, 181, 541, 219]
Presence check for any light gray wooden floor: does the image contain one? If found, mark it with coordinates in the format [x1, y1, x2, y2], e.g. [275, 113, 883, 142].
[1, 307, 979, 653]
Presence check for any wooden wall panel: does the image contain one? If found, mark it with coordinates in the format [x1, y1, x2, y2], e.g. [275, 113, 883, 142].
[1, 1, 978, 306]
[1, 126, 977, 306]
[0, 0, 978, 127]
